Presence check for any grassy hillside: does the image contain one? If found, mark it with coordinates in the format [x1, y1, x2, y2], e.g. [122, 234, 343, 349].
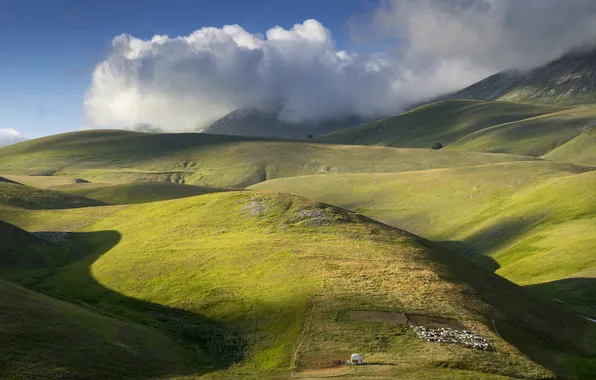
[251, 161, 596, 317]
[0, 181, 106, 210]
[0, 174, 90, 189]
[0, 220, 52, 270]
[0, 129, 538, 188]
[0, 279, 194, 380]
[315, 100, 564, 148]
[52, 182, 232, 205]
[2, 191, 594, 378]
[446, 107, 596, 159]
[543, 128, 596, 166]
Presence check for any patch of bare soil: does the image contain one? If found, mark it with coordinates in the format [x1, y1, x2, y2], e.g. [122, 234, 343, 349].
[346, 310, 408, 324]
[406, 314, 463, 329]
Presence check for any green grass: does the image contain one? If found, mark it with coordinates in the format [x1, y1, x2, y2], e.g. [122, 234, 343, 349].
[250, 161, 596, 318]
[2, 191, 594, 378]
[0, 174, 91, 189]
[543, 128, 596, 166]
[0, 181, 106, 210]
[0, 278, 194, 380]
[0, 129, 538, 187]
[446, 107, 596, 160]
[52, 181, 232, 204]
[316, 100, 564, 149]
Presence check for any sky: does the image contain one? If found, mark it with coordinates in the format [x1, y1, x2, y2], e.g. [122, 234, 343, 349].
[2, 0, 596, 144]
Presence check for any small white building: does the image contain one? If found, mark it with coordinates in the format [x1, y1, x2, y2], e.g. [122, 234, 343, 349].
[350, 353, 363, 365]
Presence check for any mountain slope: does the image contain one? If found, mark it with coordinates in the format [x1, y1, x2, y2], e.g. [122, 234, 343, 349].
[446, 107, 596, 159]
[0, 129, 538, 188]
[250, 161, 596, 317]
[315, 100, 564, 149]
[202, 108, 365, 139]
[445, 48, 596, 106]
[2, 191, 594, 378]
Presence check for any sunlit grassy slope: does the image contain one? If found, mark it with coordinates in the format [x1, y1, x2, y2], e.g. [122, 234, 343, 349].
[251, 161, 596, 317]
[316, 100, 564, 148]
[0, 129, 537, 187]
[446, 107, 596, 159]
[543, 128, 596, 166]
[51, 182, 232, 204]
[2, 191, 594, 379]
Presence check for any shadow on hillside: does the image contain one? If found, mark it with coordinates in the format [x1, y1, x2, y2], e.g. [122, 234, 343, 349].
[526, 278, 596, 319]
[461, 216, 546, 257]
[435, 216, 548, 273]
[436, 240, 501, 272]
[18, 230, 245, 378]
[418, 238, 596, 379]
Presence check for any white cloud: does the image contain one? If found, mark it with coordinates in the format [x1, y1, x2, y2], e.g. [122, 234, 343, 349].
[85, 2, 596, 131]
[371, 0, 596, 72]
[0, 128, 26, 147]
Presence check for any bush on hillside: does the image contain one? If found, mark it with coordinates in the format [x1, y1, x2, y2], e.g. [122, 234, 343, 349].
[432, 142, 444, 150]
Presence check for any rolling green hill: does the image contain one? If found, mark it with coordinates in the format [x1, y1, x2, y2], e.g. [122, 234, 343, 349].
[52, 182, 232, 205]
[0, 129, 538, 188]
[0, 181, 106, 210]
[2, 191, 594, 379]
[0, 174, 91, 189]
[315, 100, 564, 149]
[251, 161, 596, 317]
[446, 107, 596, 159]
[542, 128, 596, 166]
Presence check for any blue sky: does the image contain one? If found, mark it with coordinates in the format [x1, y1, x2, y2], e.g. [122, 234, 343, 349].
[0, 0, 378, 138]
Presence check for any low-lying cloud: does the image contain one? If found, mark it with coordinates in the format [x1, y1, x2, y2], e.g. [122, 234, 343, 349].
[0, 128, 26, 147]
[85, 1, 596, 131]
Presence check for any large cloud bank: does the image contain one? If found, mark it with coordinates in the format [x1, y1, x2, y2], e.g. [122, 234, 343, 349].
[0, 129, 26, 147]
[85, 0, 596, 131]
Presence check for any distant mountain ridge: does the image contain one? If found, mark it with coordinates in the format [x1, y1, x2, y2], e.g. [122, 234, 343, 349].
[202, 108, 367, 139]
[444, 47, 596, 105]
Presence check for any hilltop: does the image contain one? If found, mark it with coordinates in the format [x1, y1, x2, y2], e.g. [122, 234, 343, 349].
[251, 161, 596, 318]
[0, 129, 537, 188]
[1, 191, 594, 379]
